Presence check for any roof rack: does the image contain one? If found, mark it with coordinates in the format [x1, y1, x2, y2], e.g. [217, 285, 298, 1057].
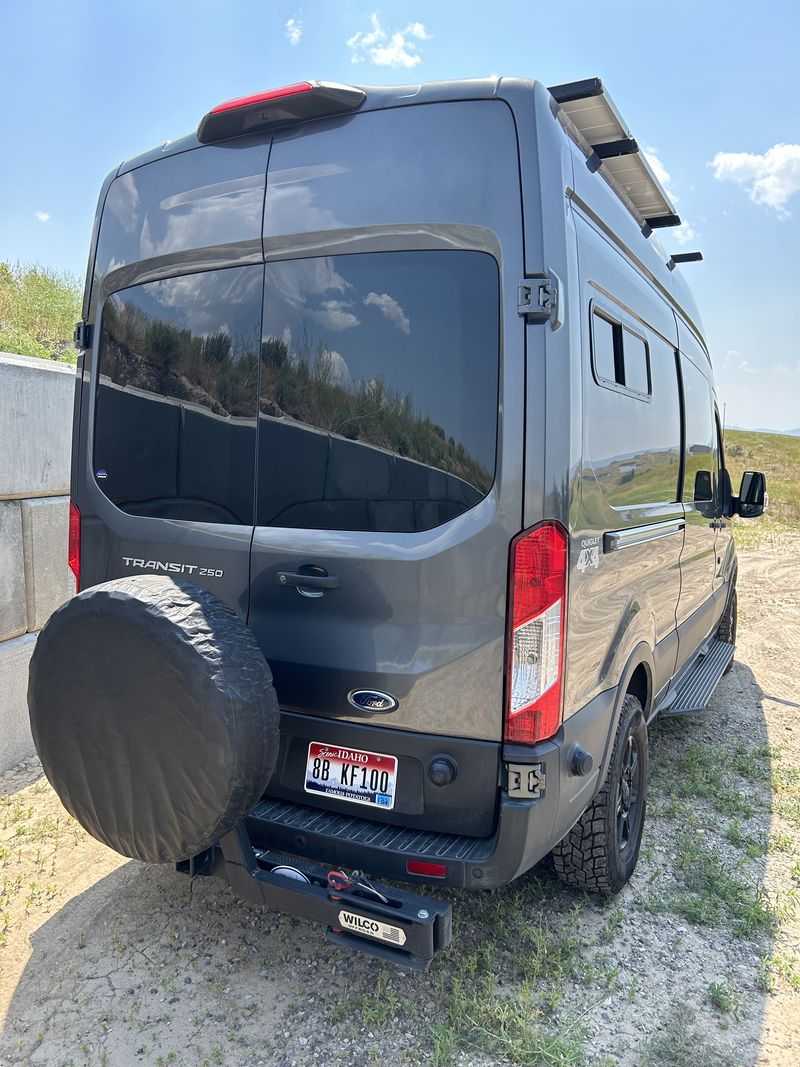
[548, 77, 681, 236]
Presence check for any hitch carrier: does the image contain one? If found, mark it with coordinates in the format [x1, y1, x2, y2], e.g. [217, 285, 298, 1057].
[177, 824, 452, 970]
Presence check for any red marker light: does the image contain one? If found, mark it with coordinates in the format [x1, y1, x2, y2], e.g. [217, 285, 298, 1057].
[406, 860, 447, 878]
[210, 81, 314, 115]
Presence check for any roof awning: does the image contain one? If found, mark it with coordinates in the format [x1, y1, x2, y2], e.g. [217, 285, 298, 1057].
[548, 78, 681, 232]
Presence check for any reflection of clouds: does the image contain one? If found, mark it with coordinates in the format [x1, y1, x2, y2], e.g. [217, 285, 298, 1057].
[139, 185, 262, 260]
[142, 268, 261, 335]
[321, 349, 352, 386]
[267, 256, 351, 313]
[106, 173, 141, 235]
[309, 299, 360, 331]
[264, 180, 341, 234]
[363, 291, 410, 334]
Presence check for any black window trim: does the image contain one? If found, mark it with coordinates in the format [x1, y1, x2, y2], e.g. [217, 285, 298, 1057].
[589, 301, 652, 402]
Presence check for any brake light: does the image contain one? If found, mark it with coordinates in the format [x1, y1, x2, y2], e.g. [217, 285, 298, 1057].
[406, 860, 447, 878]
[210, 82, 314, 115]
[504, 522, 568, 745]
[197, 81, 366, 144]
[68, 499, 81, 591]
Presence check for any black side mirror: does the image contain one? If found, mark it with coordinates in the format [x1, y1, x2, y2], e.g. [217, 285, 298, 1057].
[736, 470, 767, 518]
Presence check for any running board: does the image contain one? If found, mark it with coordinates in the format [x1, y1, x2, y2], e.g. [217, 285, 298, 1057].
[177, 824, 452, 971]
[659, 639, 734, 716]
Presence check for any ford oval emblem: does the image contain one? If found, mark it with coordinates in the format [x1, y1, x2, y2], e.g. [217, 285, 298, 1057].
[347, 689, 398, 713]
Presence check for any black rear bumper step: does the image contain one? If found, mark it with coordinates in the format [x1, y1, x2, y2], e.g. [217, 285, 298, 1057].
[660, 639, 734, 716]
[248, 796, 493, 863]
[178, 824, 451, 971]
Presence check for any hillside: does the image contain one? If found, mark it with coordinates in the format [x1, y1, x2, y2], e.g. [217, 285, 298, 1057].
[725, 427, 800, 546]
[0, 261, 80, 362]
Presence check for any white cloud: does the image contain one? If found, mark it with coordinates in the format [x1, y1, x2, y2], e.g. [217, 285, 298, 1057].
[722, 350, 757, 375]
[309, 299, 360, 331]
[34, 210, 50, 223]
[363, 291, 410, 333]
[346, 13, 431, 68]
[285, 14, 303, 45]
[710, 143, 800, 217]
[320, 349, 352, 386]
[643, 146, 697, 247]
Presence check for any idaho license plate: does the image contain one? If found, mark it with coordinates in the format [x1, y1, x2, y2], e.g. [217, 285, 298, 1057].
[304, 742, 398, 810]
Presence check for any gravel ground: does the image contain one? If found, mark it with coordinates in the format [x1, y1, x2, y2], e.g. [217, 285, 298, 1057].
[1, 537, 798, 1067]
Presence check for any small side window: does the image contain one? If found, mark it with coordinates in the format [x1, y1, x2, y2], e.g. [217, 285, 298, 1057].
[622, 330, 650, 395]
[592, 311, 623, 385]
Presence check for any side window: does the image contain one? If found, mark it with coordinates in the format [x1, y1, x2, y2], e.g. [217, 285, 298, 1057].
[257, 250, 499, 532]
[591, 308, 650, 397]
[622, 330, 650, 395]
[94, 265, 262, 524]
[592, 312, 622, 384]
[680, 355, 714, 503]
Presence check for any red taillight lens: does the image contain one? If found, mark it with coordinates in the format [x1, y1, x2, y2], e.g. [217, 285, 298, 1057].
[505, 522, 568, 745]
[210, 81, 314, 115]
[406, 860, 447, 878]
[68, 499, 80, 591]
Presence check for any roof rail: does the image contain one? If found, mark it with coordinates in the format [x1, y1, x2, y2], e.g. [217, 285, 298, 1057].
[548, 78, 681, 236]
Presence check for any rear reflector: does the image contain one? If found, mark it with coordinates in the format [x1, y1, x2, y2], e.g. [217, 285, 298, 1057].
[504, 522, 568, 745]
[406, 860, 447, 878]
[197, 80, 366, 144]
[68, 499, 81, 591]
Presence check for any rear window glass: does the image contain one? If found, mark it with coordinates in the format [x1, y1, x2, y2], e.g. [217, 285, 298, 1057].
[257, 250, 499, 532]
[623, 331, 650, 395]
[94, 265, 261, 524]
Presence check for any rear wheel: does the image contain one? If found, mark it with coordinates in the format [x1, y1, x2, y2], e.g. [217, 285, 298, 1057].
[717, 587, 737, 673]
[551, 693, 648, 895]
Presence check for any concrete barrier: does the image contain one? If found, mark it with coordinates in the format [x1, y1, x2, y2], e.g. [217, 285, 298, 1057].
[0, 352, 75, 770]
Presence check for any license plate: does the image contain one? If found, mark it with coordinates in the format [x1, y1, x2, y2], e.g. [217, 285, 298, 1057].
[304, 742, 397, 810]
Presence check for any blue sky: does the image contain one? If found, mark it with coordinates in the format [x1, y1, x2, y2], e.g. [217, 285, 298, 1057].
[2, 0, 798, 430]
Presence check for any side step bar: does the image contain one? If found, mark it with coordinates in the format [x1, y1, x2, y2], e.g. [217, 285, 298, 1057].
[659, 638, 734, 717]
[177, 824, 452, 971]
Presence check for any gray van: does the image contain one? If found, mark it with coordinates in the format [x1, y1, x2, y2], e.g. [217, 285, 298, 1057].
[29, 76, 766, 968]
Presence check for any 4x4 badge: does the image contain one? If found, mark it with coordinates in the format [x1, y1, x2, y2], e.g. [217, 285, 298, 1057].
[347, 690, 398, 713]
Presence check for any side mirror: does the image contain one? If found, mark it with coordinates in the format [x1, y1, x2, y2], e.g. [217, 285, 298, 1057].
[736, 470, 767, 518]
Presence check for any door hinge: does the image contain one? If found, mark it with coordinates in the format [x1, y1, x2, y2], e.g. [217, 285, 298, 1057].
[74, 320, 93, 350]
[517, 271, 561, 327]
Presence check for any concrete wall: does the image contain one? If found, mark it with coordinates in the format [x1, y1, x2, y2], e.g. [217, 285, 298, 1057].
[0, 352, 75, 771]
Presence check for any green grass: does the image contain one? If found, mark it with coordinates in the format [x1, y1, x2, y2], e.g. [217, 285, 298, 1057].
[725, 428, 800, 547]
[642, 1005, 735, 1067]
[0, 260, 81, 362]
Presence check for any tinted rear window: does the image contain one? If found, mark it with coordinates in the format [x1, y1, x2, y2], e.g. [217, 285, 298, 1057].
[94, 265, 261, 524]
[257, 250, 499, 532]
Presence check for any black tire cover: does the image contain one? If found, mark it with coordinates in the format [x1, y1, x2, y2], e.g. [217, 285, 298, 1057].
[28, 576, 279, 863]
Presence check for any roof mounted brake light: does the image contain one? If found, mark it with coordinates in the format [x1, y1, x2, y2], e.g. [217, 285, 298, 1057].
[197, 81, 366, 144]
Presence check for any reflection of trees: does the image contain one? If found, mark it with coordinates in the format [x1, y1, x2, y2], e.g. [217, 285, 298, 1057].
[101, 298, 258, 418]
[260, 328, 491, 493]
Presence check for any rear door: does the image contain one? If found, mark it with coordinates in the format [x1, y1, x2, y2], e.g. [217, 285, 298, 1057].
[248, 99, 525, 743]
[78, 140, 269, 614]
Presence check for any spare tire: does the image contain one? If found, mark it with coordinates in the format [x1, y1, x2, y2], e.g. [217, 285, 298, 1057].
[28, 576, 279, 863]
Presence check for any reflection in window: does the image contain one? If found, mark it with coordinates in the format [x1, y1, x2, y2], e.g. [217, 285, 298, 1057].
[257, 251, 500, 532]
[623, 331, 650, 395]
[94, 265, 261, 524]
[593, 313, 622, 384]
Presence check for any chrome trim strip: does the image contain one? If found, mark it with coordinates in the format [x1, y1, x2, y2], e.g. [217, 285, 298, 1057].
[604, 518, 685, 553]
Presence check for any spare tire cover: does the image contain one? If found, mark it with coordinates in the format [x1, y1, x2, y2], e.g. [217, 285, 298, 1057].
[28, 576, 279, 863]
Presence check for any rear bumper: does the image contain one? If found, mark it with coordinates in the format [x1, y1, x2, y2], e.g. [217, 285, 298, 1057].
[248, 686, 616, 888]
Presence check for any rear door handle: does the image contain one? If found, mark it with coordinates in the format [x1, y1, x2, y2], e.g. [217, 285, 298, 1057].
[276, 571, 340, 590]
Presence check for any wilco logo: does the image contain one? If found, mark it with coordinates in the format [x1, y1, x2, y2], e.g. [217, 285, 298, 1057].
[338, 910, 407, 946]
[347, 689, 398, 713]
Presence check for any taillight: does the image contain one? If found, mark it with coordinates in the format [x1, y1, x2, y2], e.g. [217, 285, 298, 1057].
[504, 522, 568, 745]
[197, 81, 366, 144]
[68, 499, 81, 591]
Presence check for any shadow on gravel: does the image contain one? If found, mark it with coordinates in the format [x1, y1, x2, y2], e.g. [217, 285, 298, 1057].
[1, 659, 785, 1067]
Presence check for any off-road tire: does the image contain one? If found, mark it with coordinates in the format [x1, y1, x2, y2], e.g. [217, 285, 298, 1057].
[551, 693, 648, 895]
[717, 587, 737, 673]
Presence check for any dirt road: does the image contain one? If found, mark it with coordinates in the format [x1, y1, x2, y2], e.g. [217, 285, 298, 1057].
[1, 537, 798, 1067]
